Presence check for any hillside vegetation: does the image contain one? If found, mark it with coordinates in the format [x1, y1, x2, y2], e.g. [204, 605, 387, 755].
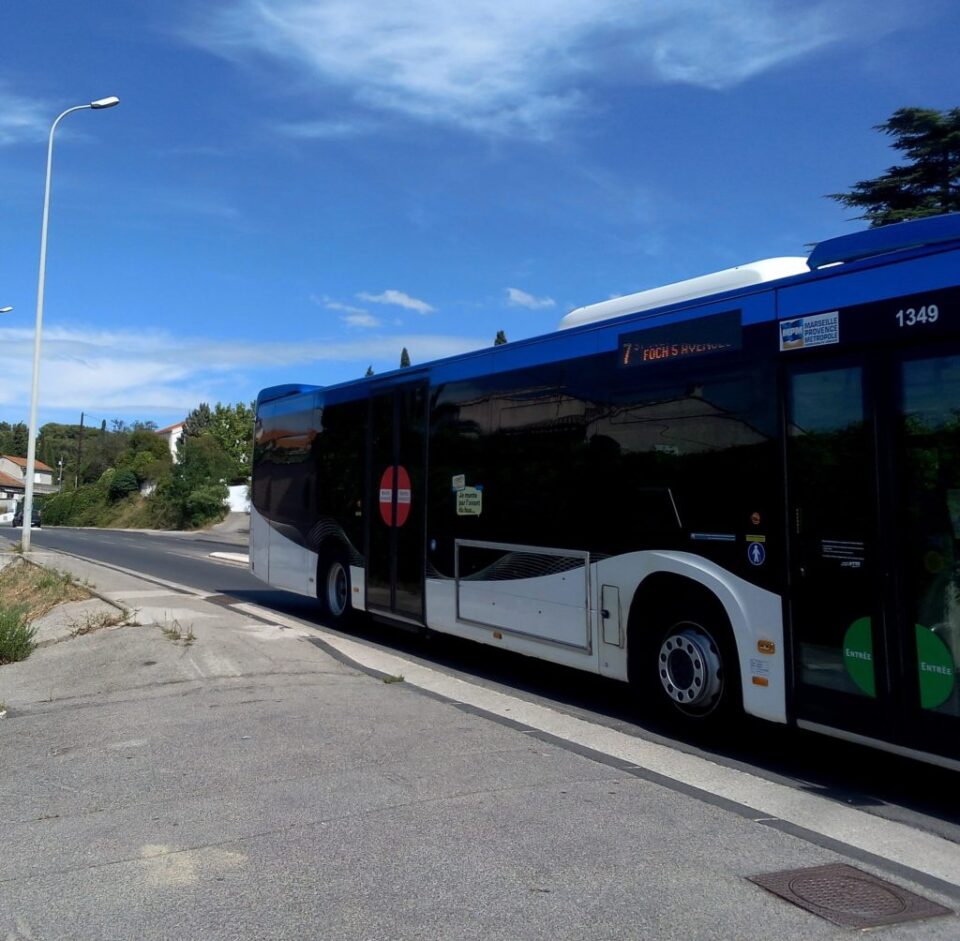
[30, 401, 252, 530]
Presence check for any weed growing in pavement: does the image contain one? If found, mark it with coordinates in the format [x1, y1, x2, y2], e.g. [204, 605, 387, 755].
[36, 569, 78, 593]
[161, 621, 197, 647]
[70, 608, 128, 637]
[0, 604, 37, 664]
[382, 674, 405, 684]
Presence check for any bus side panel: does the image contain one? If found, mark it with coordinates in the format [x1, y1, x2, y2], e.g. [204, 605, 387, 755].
[249, 506, 271, 583]
[269, 522, 318, 598]
[249, 505, 318, 599]
[421, 548, 786, 721]
[424, 572, 600, 672]
[593, 550, 786, 723]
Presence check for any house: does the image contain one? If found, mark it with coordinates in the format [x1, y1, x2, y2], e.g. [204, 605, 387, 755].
[156, 421, 185, 463]
[0, 455, 55, 489]
[0, 455, 56, 517]
[0, 470, 25, 516]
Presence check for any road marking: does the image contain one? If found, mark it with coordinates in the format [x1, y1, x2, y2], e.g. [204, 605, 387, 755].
[209, 552, 249, 567]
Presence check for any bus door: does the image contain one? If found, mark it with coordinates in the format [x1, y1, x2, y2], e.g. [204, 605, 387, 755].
[890, 349, 960, 757]
[366, 381, 428, 623]
[787, 352, 960, 759]
[785, 360, 894, 739]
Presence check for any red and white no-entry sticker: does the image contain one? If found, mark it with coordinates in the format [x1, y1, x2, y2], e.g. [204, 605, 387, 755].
[379, 465, 411, 526]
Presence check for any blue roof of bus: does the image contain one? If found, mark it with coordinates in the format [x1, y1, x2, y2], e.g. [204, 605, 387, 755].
[808, 213, 960, 269]
[257, 383, 321, 406]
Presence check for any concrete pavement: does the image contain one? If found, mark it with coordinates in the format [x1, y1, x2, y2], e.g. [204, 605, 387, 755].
[1, 547, 958, 939]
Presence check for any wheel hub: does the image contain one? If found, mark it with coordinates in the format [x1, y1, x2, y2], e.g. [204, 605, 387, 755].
[657, 626, 723, 711]
[326, 562, 348, 617]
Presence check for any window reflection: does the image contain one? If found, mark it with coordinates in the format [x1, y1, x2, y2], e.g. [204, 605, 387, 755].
[789, 367, 875, 698]
[901, 355, 960, 716]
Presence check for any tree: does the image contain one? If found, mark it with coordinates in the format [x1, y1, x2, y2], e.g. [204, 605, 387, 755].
[494, 330, 508, 346]
[365, 365, 374, 377]
[0, 422, 30, 457]
[115, 429, 172, 485]
[829, 107, 960, 226]
[182, 402, 214, 440]
[156, 435, 231, 528]
[400, 347, 411, 368]
[208, 402, 254, 483]
[81, 422, 129, 483]
[178, 401, 252, 483]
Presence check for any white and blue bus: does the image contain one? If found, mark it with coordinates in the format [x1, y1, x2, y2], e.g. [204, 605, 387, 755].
[251, 213, 960, 769]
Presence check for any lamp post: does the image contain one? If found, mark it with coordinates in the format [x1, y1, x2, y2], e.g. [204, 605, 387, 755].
[22, 96, 119, 551]
[0, 306, 12, 313]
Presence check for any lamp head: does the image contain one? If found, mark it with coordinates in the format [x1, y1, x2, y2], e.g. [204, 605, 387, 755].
[0, 306, 12, 314]
[90, 96, 120, 109]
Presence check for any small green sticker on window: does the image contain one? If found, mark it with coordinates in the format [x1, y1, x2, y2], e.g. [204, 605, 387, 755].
[915, 624, 956, 710]
[843, 617, 876, 697]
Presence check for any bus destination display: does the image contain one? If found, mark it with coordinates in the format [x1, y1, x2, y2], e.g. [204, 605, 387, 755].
[619, 309, 742, 368]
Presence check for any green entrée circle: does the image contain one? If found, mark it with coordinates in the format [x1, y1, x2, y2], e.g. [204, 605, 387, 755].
[843, 617, 876, 698]
[915, 625, 956, 711]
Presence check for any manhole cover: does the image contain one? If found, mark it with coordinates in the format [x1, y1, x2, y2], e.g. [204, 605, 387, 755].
[749, 863, 953, 929]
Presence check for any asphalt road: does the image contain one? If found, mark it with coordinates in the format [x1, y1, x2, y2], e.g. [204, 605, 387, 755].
[5, 524, 960, 848]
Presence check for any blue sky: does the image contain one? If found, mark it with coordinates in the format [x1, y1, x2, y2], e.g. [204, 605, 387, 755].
[1, 0, 958, 429]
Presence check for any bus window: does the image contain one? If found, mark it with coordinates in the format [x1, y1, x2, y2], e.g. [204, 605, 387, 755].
[900, 354, 960, 716]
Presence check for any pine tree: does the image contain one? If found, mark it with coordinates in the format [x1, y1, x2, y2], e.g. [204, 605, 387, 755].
[400, 348, 411, 368]
[829, 107, 960, 227]
[365, 365, 374, 377]
[494, 330, 507, 346]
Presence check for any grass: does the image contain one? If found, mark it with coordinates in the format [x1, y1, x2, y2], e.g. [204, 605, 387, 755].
[161, 621, 196, 647]
[0, 560, 91, 665]
[382, 674, 405, 684]
[70, 608, 129, 637]
[0, 558, 90, 623]
[0, 605, 36, 665]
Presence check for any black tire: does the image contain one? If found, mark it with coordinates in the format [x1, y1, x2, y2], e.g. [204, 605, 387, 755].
[641, 599, 741, 730]
[318, 549, 351, 625]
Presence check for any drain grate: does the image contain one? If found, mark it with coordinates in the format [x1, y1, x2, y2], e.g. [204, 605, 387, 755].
[749, 863, 953, 929]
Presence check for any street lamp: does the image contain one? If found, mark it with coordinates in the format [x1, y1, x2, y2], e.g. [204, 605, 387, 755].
[21, 96, 119, 551]
[0, 306, 12, 313]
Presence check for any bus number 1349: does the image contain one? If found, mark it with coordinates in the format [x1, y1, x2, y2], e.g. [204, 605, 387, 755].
[896, 304, 939, 327]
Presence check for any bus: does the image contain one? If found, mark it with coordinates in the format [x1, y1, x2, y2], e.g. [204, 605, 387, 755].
[251, 213, 960, 770]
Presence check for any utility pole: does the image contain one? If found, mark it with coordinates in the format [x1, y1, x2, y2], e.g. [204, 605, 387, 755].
[75, 411, 84, 488]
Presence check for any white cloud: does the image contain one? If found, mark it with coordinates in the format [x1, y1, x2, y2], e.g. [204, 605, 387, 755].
[342, 312, 381, 328]
[0, 323, 480, 415]
[274, 117, 379, 139]
[358, 289, 435, 314]
[190, 0, 901, 136]
[0, 87, 50, 146]
[310, 294, 383, 327]
[507, 287, 555, 310]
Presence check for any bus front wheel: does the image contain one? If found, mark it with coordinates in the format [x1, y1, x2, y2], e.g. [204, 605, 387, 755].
[318, 550, 351, 625]
[643, 603, 741, 729]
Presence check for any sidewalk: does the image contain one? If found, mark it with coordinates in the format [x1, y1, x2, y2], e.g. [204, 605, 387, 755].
[1, 548, 958, 939]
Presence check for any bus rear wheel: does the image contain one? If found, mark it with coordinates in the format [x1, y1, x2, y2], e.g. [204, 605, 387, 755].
[644, 603, 740, 729]
[318, 550, 351, 625]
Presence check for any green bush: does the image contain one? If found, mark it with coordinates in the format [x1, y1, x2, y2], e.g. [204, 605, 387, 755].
[0, 604, 36, 664]
[109, 468, 139, 500]
[184, 483, 229, 527]
[40, 481, 109, 526]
